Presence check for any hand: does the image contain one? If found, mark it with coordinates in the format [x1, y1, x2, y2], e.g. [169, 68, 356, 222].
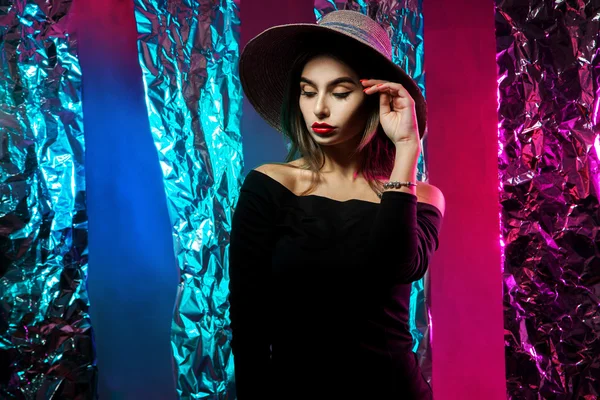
[361, 79, 420, 146]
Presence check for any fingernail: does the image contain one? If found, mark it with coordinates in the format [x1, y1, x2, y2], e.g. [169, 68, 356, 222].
[376, 84, 383, 87]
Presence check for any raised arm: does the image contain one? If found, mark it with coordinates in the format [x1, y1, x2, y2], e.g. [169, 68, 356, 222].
[368, 143, 445, 283]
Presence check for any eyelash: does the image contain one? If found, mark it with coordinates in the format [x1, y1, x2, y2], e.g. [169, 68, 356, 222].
[300, 91, 351, 99]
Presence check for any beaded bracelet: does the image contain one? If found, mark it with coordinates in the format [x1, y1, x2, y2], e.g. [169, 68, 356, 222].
[376, 181, 418, 199]
[382, 181, 417, 189]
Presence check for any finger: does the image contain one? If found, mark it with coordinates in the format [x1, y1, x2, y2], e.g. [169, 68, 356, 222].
[383, 83, 416, 104]
[374, 83, 408, 98]
[360, 79, 388, 87]
[379, 91, 391, 115]
[365, 84, 402, 103]
[371, 86, 416, 112]
[364, 82, 414, 102]
[387, 82, 413, 100]
[363, 83, 393, 94]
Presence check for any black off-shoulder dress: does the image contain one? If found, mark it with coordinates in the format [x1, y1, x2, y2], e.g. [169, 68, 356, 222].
[228, 169, 443, 400]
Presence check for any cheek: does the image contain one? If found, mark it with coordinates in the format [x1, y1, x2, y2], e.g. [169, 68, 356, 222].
[342, 99, 367, 123]
[298, 98, 310, 115]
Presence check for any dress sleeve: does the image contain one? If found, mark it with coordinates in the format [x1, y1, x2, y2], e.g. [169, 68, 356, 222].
[228, 174, 275, 399]
[368, 190, 443, 284]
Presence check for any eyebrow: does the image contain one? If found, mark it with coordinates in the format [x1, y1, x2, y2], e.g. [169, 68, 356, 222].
[299, 76, 357, 87]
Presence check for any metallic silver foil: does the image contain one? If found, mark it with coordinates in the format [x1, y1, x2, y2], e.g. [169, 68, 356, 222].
[133, 0, 241, 397]
[314, 0, 432, 385]
[0, 0, 96, 399]
[496, 0, 600, 398]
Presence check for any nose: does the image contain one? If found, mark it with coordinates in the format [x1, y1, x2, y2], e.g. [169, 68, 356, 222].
[313, 93, 329, 119]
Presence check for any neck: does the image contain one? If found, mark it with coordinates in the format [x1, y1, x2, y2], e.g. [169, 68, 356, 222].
[318, 134, 364, 181]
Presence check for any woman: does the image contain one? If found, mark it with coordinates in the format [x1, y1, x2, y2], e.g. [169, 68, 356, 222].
[228, 9, 445, 400]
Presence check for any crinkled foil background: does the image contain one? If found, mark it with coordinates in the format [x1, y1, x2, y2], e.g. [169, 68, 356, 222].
[0, 0, 96, 399]
[133, 0, 240, 397]
[496, 1, 600, 398]
[314, 0, 432, 384]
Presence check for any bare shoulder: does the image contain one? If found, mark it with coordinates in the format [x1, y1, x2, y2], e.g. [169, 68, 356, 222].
[416, 182, 446, 217]
[253, 162, 299, 191]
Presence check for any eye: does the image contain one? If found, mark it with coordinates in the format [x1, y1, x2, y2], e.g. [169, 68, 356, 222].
[300, 90, 317, 97]
[333, 92, 351, 99]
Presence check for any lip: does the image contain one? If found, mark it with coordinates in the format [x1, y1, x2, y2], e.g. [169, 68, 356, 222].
[312, 127, 336, 135]
[312, 122, 335, 129]
[311, 122, 336, 135]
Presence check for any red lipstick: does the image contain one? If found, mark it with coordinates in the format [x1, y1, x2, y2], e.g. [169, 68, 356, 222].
[312, 122, 335, 134]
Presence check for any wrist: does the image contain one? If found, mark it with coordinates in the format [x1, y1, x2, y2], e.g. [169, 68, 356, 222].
[394, 140, 421, 153]
[389, 155, 418, 187]
[393, 142, 420, 171]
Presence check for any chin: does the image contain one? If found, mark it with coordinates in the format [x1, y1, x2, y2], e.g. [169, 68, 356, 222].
[311, 133, 337, 141]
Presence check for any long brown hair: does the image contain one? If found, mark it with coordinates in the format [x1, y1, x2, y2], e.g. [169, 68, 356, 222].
[278, 41, 396, 196]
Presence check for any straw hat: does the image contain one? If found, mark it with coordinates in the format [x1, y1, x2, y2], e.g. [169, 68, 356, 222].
[239, 10, 427, 138]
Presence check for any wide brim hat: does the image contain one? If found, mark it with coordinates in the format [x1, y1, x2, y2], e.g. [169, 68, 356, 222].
[239, 10, 427, 139]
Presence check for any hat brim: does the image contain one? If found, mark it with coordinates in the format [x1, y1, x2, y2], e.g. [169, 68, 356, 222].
[239, 23, 427, 138]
